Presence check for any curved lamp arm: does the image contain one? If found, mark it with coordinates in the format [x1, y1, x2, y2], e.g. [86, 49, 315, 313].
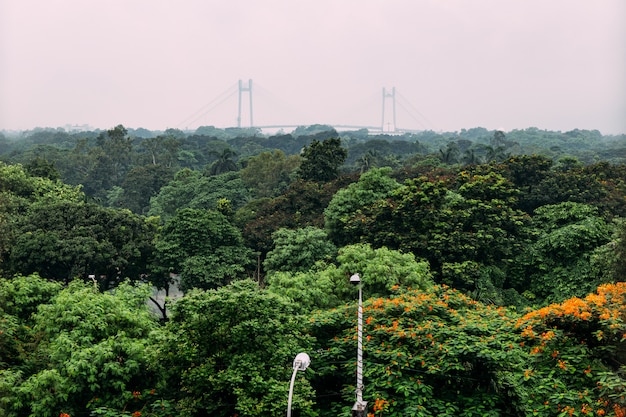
[287, 352, 310, 417]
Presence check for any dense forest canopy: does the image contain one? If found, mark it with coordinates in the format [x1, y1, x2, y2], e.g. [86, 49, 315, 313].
[0, 124, 625, 416]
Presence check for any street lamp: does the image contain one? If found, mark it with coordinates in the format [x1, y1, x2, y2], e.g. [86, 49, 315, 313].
[287, 352, 311, 417]
[350, 273, 368, 417]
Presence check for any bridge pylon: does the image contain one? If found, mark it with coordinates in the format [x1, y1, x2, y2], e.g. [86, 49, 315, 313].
[237, 79, 254, 128]
[381, 87, 397, 132]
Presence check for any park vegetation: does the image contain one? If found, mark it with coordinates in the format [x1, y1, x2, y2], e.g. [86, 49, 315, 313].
[0, 125, 625, 416]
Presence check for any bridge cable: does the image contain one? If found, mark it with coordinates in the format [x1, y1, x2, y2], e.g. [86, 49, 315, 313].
[395, 90, 438, 131]
[176, 83, 239, 129]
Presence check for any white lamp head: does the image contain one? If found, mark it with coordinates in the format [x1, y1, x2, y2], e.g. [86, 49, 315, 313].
[293, 352, 311, 371]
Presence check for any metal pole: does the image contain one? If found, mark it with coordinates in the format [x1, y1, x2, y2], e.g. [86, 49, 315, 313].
[356, 281, 363, 403]
[350, 274, 368, 416]
[287, 366, 298, 417]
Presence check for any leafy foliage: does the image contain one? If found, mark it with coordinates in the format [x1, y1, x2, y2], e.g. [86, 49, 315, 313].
[9, 200, 157, 287]
[298, 137, 348, 182]
[2, 125, 626, 416]
[522, 202, 614, 303]
[311, 282, 626, 416]
[239, 176, 355, 255]
[148, 169, 251, 223]
[118, 164, 174, 214]
[158, 280, 316, 417]
[263, 226, 337, 275]
[0, 280, 160, 417]
[352, 171, 530, 295]
[241, 149, 300, 198]
[515, 283, 626, 416]
[266, 244, 433, 311]
[154, 208, 255, 291]
[311, 285, 527, 416]
[324, 167, 401, 246]
[0, 273, 62, 323]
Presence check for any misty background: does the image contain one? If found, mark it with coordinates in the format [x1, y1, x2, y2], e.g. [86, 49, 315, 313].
[1, 0, 625, 134]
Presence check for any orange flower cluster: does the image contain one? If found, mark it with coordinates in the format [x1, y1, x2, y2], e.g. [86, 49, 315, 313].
[520, 325, 535, 338]
[59, 414, 71, 417]
[518, 283, 626, 332]
[372, 397, 390, 412]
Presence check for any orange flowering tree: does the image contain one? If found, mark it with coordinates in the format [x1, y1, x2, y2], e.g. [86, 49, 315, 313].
[309, 285, 529, 416]
[515, 282, 626, 416]
[309, 282, 626, 417]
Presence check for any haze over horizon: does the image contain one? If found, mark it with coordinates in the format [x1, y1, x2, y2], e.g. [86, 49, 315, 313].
[1, 0, 625, 134]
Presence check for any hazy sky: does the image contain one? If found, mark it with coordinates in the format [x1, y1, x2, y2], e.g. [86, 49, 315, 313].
[1, 0, 625, 134]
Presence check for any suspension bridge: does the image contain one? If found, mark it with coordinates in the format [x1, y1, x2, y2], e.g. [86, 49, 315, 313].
[176, 80, 435, 134]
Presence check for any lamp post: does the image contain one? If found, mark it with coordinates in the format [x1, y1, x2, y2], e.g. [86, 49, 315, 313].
[287, 352, 310, 417]
[350, 273, 368, 417]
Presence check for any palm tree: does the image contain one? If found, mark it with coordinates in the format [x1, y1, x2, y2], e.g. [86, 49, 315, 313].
[208, 148, 238, 175]
[461, 148, 480, 165]
[439, 142, 460, 165]
[357, 150, 379, 173]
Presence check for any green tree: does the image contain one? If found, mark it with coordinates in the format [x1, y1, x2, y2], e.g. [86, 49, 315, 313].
[330, 243, 433, 300]
[521, 202, 614, 303]
[297, 137, 347, 182]
[324, 167, 401, 246]
[207, 148, 238, 175]
[509, 161, 626, 218]
[0, 274, 62, 372]
[98, 125, 134, 188]
[265, 269, 340, 311]
[0, 273, 62, 323]
[24, 157, 61, 181]
[497, 154, 553, 212]
[241, 149, 300, 198]
[154, 208, 255, 291]
[161, 135, 181, 168]
[148, 169, 250, 223]
[612, 220, 626, 281]
[266, 243, 433, 311]
[355, 171, 530, 286]
[263, 226, 337, 275]
[0, 162, 85, 276]
[9, 200, 157, 287]
[139, 136, 165, 166]
[238, 176, 355, 256]
[159, 280, 316, 417]
[438, 142, 460, 164]
[0, 281, 160, 417]
[119, 164, 173, 214]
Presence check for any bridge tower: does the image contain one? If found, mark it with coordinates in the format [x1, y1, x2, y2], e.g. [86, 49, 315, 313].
[237, 79, 254, 128]
[381, 87, 397, 132]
